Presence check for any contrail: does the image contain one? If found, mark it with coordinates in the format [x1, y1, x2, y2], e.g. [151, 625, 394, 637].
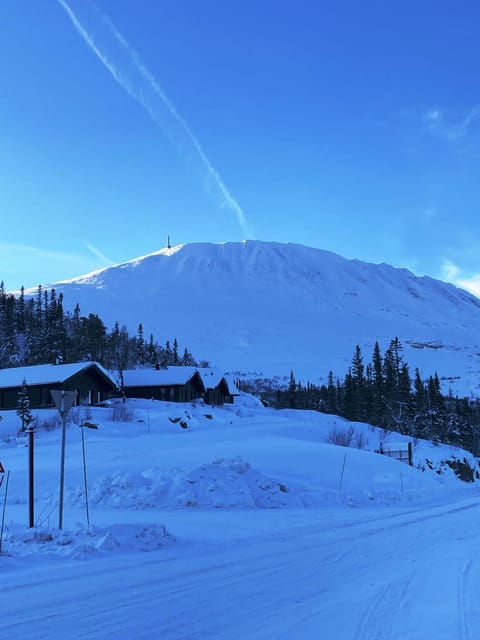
[57, 0, 249, 235]
[86, 243, 115, 265]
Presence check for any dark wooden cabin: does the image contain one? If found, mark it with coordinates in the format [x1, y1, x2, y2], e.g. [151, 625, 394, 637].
[197, 369, 239, 405]
[122, 367, 205, 402]
[0, 362, 119, 409]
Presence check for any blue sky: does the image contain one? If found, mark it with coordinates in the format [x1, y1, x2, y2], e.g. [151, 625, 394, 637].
[2, 0, 480, 295]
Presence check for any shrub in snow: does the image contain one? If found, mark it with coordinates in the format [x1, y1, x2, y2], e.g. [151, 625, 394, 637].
[69, 406, 93, 425]
[108, 404, 135, 422]
[327, 424, 368, 449]
[37, 414, 61, 432]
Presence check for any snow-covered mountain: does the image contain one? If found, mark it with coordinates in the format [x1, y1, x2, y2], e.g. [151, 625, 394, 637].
[30, 241, 480, 394]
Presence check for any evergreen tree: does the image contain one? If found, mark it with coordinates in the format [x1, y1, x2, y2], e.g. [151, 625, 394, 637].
[147, 333, 157, 366]
[351, 345, 365, 420]
[288, 370, 297, 408]
[136, 323, 146, 366]
[325, 370, 338, 413]
[369, 341, 384, 425]
[16, 379, 33, 432]
[181, 347, 196, 367]
[342, 369, 357, 420]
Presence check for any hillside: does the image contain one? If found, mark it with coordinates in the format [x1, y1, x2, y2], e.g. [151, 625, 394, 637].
[24, 241, 480, 395]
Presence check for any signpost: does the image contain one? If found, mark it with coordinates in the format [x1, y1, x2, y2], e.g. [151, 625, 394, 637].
[27, 427, 34, 527]
[50, 390, 77, 529]
[79, 421, 98, 526]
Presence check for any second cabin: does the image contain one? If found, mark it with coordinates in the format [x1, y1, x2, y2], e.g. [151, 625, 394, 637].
[122, 366, 239, 405]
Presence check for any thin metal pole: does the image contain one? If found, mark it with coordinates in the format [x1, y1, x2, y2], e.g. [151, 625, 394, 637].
[59, 394, 67, 529]
[338, 452, 347, 492]
[28, 428, 34, 527]
[0, 471, 11, 554]
[81, 426, 90, 526]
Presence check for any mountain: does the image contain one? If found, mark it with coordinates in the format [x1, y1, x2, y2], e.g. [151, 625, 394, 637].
[27, 241, 480, 395]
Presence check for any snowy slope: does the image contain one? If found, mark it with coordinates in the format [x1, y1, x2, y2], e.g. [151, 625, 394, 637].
[22, 241, 480, 395]
[1, 396, 480, 639]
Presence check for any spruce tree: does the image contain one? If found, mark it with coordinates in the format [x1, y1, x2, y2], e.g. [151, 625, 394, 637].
[136, 323, 146, 366]
[17, 379, 33, 432]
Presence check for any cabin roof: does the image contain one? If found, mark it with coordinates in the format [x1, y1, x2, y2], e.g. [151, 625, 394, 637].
[0, 362, 118, 390]
[122, 367, 204, 388]
[196, 368, 239, 394]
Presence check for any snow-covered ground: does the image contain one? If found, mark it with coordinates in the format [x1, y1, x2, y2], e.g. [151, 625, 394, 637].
[1, 393, 479, 639]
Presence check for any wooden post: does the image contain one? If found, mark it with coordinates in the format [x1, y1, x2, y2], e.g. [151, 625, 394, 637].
[408, 441, 413, 466]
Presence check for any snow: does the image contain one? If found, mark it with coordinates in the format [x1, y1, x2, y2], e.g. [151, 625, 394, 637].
[122, 366, 199, 387]
[19, 240, 480, 396]
[0, 361, 117, 389]
[1, 393, 480, 638]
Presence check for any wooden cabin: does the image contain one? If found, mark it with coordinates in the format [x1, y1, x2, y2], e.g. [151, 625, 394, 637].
[122, 366, 238, 405]
[122, 367, 205, 402]
[197, 369, 239, 405]
[0, 362, 119, 409]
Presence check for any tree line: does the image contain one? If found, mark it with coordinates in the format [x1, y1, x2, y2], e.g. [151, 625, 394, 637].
[0, 282, 202, 374]
[249, 338, 480, 453]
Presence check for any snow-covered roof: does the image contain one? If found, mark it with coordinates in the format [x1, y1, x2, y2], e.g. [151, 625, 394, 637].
[122, 367, 203, 388]
[196, 368, 225, 388]
[196, 368, 239, 394]
[0, 362, 117, 390]
[122, 367, 238, 394]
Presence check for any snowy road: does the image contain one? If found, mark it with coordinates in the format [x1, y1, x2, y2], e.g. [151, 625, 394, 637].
[3, 497, 480, 640]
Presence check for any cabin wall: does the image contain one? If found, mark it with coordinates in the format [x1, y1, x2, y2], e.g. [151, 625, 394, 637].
[67, 369, 117, 405]
[0, 368, 117, 410]
[124, 380, 204, 402]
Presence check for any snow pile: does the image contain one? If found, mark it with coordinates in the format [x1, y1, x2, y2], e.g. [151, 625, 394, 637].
[0, 522, 173, 560]
[70, 457, 310, 510]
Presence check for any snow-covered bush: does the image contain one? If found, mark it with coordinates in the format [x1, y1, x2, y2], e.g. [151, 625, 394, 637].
[108, 404, 135, 422]
[327, 424, 368, 449]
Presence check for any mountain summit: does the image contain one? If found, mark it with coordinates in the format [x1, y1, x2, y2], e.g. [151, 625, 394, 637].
[37, 241, 480, 394]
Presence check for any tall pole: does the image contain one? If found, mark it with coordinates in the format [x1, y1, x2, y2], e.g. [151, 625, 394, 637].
[59, 392, 66, 530]
[51, 388, 77, 531]
[28, 427, 34, 528]
[80, 425, 90, 526]
[0, 471, 10, 555]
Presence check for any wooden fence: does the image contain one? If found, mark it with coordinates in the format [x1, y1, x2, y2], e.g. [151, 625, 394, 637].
[379, 441, 413, 466]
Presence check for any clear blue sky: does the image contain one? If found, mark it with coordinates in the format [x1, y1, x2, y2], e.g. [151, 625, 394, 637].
[2, 0, 480, 295]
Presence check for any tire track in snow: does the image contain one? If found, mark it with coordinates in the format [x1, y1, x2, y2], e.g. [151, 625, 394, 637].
[353, 573, 414, 640]
[3, 498, 480, 639]
[458, 560, 472, 640]
[457, 556, 480, 640]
